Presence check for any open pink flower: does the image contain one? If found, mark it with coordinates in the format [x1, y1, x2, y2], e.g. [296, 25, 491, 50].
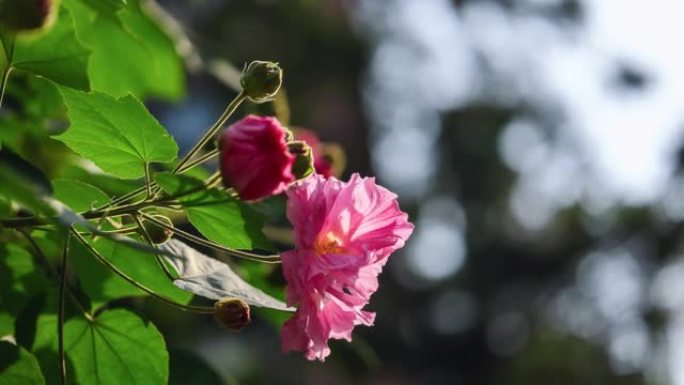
[280, 174, 413, 361]
[219, 115, 295, 200]
[294, 129, 333, 178]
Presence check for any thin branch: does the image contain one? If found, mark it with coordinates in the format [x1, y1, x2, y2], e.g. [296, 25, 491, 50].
[0, 65, 12, 112]
[0, 35, 14, 113]
[133, 214, 176, 281]
[176, 148, 218, 174]
[172, 91, 246, 175]
[71, 229, 214, 314]
[140, 212, 281, 263]
[144, 162, 153, 198]
[58, 232, 70, 385]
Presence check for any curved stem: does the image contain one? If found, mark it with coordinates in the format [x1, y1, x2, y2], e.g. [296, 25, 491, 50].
[104, 186, 148, 209]
[172, 91, 246, 174]
[176, 148, 218, 174]
[71, 229, 214, 314]
[133, 214, 176, 281]
[140, 212, 281, 263]
[0, 65, 12, 111]
[58, 233, 70, 385]
[0, 35, 14, 113]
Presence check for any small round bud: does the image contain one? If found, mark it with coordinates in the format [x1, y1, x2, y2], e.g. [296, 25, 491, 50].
[288, 141, 315, 180]
[214, 298, 250, 332]
[240, 61, 283, 103]
[0, 0, 58, 33]
[140, 215, 173, 245]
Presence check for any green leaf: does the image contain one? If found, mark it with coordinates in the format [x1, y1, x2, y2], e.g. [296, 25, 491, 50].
[169, 349, 224, 385]
[56, 87, 178, 179]
[0, 148, 54, 216]
[155, 173, 272, 250]
[80, 0, 126, 18]
[58, 164, 141, 198]
[64, 0, 184, 100]
[64, 309, 168, 385]
[52, 179, 110, 212]
[0, 244, 48, 328]
[69, 235, 192, 310]
[11, 7, 90, 90]
[0, 341, 45, 385]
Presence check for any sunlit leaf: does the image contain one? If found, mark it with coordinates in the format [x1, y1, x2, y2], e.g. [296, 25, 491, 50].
[155, 173, 271, 250]
[160, 239, 292, 311]
[56, 87, 178, 179]
[11, 8, 90, 90]
[64, 309, 168, 385]
[63, 0, 184, 100]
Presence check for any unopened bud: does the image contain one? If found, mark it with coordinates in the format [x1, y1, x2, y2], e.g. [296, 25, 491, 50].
[214, 298, 250, 332]
[288, 141, 314, 180]
[140, 215, 173, 245]
[240, 61, 282, 103]
[0, 0, 58, 33]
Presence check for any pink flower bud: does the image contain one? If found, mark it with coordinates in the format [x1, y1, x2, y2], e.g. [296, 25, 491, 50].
[219, 115, 295, 201]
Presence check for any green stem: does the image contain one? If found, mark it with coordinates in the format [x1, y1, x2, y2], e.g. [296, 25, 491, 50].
[140, 212, 281, 263]
[172, 91, 246, 174]
[144, 162, 153, 198]
[105, 186, 148, 209]
[133, 214, 176, 281]
[176, 148, 219, 174]
[0, 65, 12, 112]
[0, 35, 14, 113]
[58, 233, 70, 385]
[71, 229, 215, 314]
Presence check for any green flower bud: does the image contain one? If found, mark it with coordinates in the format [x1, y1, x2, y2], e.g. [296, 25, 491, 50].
[240, 61, 283, 103]
[0, 0, 58, 33]
[288, 141, 314, 180]
[214, 298, 250, 332]
[140, 215, 173, 245]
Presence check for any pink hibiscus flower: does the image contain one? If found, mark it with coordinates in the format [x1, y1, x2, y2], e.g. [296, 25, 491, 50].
[281, 174, 414, 361]
[219, 115, 295, 200]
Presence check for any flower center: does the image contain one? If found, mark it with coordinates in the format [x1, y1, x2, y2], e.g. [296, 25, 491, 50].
[314, 231, 345, 255]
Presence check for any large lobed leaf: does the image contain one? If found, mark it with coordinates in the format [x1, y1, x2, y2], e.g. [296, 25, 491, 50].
[64, 309, 167, 385]
[56, 87, 178, 179]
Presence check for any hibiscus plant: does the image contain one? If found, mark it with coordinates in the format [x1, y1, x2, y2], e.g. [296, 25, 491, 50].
[0, 1, 412, 384]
